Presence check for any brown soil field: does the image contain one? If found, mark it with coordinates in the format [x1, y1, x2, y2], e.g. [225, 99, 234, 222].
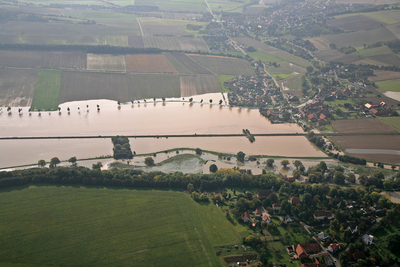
[314, 50, 362, 63]
[0, 50, 87, 70]
[369, 54, 400, 66]
[330, 135, 400, 164]
[0, 68, 38, 107]
[306, 38, 329, 50]
[386, 11, 400, 22]
[125, 54, 177, 73]
[326, 15, 382, 31]
[169, 52, 212, 74]
[142, 25, 189, 36]
[59, 71, 181, 103]
[369, 70, 400, 82]
[180, 37, 209, 52]
[233, 37, 279, 51]
[128, 36, 145, 48]
[331, 118, 397, 133]
[86, 54, 126, 72]
[179, 75, 220, 96]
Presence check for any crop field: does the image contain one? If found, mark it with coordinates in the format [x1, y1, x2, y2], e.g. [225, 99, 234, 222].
[144, 36, 209, 51]
[169, 52, 212, 74]
[247, 51, 283, 63]
[87, 54, 126, 72]
[142, 24, 190, 36]
[0, 68, 37, 107]
[233, 37, 279, 51]
[357, 45, 393, 57]
[0, 50, 87, 70]
[180, 75, 220, 96]
[369, 54, 400, 66]
[21, 34, 102, 45]
[382, 117, 400, 131]
[104, 35, 129, 46]
[0, 21, 139, 36]
[31, 69, 61, 111]
[65, 10, 138, 23]
[314, 50, 362, 64]
[388, 23, 400, 39]
[189, 55, 256, 76]
[128, 36, 145, 48]
[330, 135, 400, 163]
[327, 15, 382, 31]
[376, 78, 400, 93]
[320, 27, 397, 48]
[0, 186, 223, 267]
[306, 37, 329, 50]
[386, 10, 400, 22]
[125, 54, 178, 73]
[331, 118, 397, 133]
[268, 50, 311, 68]
[369, 70, 400, 82]
[59, 72, 181, 103]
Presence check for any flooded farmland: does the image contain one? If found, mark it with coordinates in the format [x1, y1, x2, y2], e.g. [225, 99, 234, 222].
[0, 94, 326, 168]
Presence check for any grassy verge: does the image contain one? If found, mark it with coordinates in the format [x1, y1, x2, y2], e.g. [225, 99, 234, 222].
[31, 69, 61, 111]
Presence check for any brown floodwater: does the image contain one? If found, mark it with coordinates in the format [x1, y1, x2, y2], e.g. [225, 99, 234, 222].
[0, 95, 325, 168]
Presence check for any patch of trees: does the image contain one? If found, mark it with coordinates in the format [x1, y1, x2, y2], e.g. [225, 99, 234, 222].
[307, 132, 325, 148]
[338, 46, 356, 54]
[0, 8, 48, 23]
[330, 153, 366, 165]
[243, 129, 255, 143]
[111, 136, 133, 159]
[292, 38, 317, 51]
[0, 165, 286, 192]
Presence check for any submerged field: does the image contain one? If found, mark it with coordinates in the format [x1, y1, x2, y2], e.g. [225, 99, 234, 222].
[0, 185, 231, 267]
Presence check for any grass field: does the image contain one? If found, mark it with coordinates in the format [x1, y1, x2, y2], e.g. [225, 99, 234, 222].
[31, 69, 61, 111]
[125, 54, 178, 73]
[189, 55, 255, 76]
[135, 0, 207, 12]
[169, 52, 212, 74]
[233, 37, 278, 52]
[314, 49, 362, 64]
[336, 11, 399, 25]
[0, 185, 224, 267]
[369, 70, 400, 82]
[381, 117, 400, 131]
[268, 50, 311, 68]
[247, 51, 283, 63]
[376, 78, 400, 93]
[0, 68, 38, 107]
[369, 54, 400, 66]
[357, 45, 393, 57]
[218, 75, 235, 93]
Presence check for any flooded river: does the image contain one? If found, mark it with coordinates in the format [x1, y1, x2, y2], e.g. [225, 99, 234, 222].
[0, 94, 326, 168]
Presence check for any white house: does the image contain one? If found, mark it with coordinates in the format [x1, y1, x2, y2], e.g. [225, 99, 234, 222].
[363, 234, 374, 245]
[285, 215, 293, 224]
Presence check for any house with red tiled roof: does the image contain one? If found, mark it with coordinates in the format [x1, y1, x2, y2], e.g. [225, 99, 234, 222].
[243, 212, 251, 223]
[291, 197, 301, 205]
[293, 244, 320, 259]
[327, 243, 341, 253]
[262, 213, 271, 224]
[370, 108, 378, 115]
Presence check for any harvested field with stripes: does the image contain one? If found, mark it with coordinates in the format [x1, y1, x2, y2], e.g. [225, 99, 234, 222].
[0, 50, 87, 69]
[125, 54, 177, 73]
[59, 72, 181, 103]
[144, 36, 209, 52]
[0, 68, 37, 107]
[180, 75, 220, 96]
[189, 55, 256, 76]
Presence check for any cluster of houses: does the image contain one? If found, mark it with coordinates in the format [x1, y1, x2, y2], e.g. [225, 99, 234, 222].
[226, 67, 283, 108]
[364, 101, 391, 116]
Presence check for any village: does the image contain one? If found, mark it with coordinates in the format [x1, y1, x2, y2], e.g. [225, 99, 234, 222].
[199, 169, 396, 267]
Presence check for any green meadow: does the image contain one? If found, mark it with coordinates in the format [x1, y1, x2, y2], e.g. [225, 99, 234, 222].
[376, 78, 400, 93]
[31, 69, 61, 111]
[0, 185, 248, 267]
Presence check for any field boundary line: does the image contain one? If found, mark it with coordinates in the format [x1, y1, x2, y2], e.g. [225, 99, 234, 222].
[186, 54, 216, 75]
[194, 227, 213, 267]
[137, 18, 144, 37]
